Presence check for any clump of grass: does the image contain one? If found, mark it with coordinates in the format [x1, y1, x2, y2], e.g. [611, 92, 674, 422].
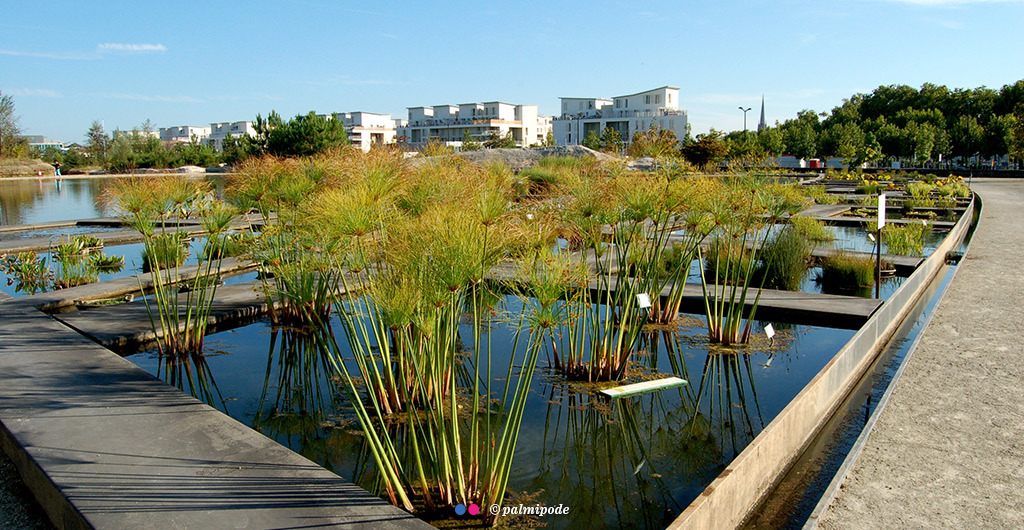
[905, 181, 933, 198]
[816, 252, 875, 292]
[937, 181, 971, 198]
[884, 221, 930, 256]
[801, 184, 841, 205]
[788, 215, 834, 244]
[418, 138, 454, 157]
[142, 232, 191, 272]
[703, 236, 754, 285]
[856, 180, 881, 195]
[757, 228, 811, 291]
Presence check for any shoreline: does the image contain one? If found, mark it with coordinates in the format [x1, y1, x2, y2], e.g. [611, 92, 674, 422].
[0, 171, 230, 182]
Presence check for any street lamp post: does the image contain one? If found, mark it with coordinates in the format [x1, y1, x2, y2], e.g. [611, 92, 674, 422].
[738, 106, 752, 133]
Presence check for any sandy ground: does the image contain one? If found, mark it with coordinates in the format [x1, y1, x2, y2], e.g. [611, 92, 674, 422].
[820, 178, 1024, 528]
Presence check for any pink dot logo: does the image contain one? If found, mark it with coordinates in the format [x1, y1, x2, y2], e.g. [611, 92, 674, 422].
[468, 503, 480, 515]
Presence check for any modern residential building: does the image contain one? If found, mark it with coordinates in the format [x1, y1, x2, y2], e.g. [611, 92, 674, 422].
[396, 101, 552, 149]
[205, 121, 257, 151]
[553, 86, 688, 148]
[23, 136, 67, 152]
[159, 126, 211, 145]
[336, 112, 397, 152]
[315, 112, 401, 152]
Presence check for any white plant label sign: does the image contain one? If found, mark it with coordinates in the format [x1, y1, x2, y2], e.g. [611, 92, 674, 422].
[764, 323, 775, 339]
[636, 293, 652, 310]
[878, 193, 886, 230]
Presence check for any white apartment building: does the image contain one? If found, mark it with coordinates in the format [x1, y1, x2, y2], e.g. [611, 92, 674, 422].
[396, 101, 552, 149]
[320, 112, 400, 152]
[159, 126, 211, 144]
[553, 86, 688, 148]
[205, 121, 257, 151]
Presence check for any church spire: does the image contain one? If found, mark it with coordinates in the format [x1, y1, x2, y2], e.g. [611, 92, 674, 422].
[757, 95, 766, 132]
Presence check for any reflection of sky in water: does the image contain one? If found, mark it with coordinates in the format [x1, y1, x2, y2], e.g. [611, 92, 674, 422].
[0, 178, 115, 225]
[0, 176, 225, 226]
[124, 295, 854, 529]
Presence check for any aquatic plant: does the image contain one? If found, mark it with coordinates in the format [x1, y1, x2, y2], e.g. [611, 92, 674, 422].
[141, 232, 190, 272]
[697, 178, 805, 345]
[0, 252, 52, 294]
[816, 252, 876, 292]
[757, 228, 811, 291]
[788, 215, 834, 244]
[321, 176, 540, 521]
[855, 180, 881, 195]
[110, 177, 236, 356]
[884, 221, 930, 256]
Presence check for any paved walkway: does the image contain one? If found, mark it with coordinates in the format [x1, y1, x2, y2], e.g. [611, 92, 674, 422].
[0, 298, 427, 528]
[820, 179, 1024, 528]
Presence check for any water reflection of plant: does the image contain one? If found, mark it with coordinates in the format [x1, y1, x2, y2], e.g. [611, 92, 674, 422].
[528, 386, 713, 529]
[157, 351, 227, 411]
[252, 326, 344, 466]
[665, 330, 772, 460]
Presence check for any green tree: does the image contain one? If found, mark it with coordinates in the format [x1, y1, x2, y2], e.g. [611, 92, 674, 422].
[544, 130, 556, 147]
[755, 127, 785, 156]
[1009, 103, 1024, 167]
[0, 90, 22, 158]
[598, 127, 623, 153]
[778, 110, 820, 159]
[680, 129, 729, 168]
[266, 111, 348, 157]
[462, 129, 482, 151]
[628, 125, 679, 158]
[85, 120, 109, 165]
[483, 131, 516, 149]
[221, 133, 253, 165]
[106, 131, 137, 173]
[582, 130, 601, 150]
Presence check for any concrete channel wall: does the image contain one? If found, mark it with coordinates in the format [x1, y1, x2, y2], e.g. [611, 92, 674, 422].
[668, 197, 976, 530]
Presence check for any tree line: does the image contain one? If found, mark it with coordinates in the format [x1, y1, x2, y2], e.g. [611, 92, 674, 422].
[583, 81, 1024, 169]
[5, 81, 1024, 171]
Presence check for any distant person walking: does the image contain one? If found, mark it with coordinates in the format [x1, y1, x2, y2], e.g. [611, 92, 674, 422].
[53, 161, 61, 177]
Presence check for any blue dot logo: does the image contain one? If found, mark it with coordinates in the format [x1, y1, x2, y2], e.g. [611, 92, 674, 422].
[455, 503, 467, 515]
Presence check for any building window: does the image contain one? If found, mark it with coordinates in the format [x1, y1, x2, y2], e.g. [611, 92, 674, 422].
[668, 93, 672, 104]
[655, 95, 660, 104]
[645, 95, 650, 104]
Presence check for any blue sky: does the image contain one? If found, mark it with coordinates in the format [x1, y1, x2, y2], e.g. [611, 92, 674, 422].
[2, 0, 1022, 143]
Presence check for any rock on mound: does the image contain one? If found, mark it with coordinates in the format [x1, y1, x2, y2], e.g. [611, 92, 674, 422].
[413, 145, 618, 169]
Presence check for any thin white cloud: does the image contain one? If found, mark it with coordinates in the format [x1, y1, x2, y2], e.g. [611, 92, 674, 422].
[6, 88, 62, 98]
[97, 92, 204, 103]
[97, 43, 167, 53]
[380, 33, 399, 40]
[929, 17, 965, 28]
[0, 48, 93, 60]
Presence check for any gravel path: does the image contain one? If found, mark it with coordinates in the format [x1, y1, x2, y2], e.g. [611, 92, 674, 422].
[0, 451, 51, 529]
[820, 178, 1024, 528]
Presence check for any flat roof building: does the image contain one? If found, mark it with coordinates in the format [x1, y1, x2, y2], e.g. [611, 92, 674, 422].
[553, 86, 688, 150]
